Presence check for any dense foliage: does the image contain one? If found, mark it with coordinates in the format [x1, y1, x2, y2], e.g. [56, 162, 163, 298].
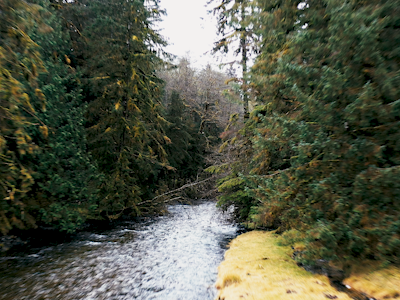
[1, 0, 46, 234]
[159, 58, 242, 185]
[0, 0, 232, 239]
[164, 91, 206, 181]
[212, 0, 400, 265]
[3, 0, 399, 269]
[62, 0, 171, 218]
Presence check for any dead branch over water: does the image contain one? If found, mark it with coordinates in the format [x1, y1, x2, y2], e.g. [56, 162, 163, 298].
[137, 175, 218, 206]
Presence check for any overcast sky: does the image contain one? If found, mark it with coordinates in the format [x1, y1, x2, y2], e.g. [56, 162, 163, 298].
[158, 0, 223, 69]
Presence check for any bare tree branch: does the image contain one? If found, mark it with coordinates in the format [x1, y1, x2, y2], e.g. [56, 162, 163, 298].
[137, 176, 216, 206]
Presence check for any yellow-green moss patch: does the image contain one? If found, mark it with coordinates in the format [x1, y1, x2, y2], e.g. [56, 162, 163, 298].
[215, 231, 352, 300]
[343, 261, 400, 300]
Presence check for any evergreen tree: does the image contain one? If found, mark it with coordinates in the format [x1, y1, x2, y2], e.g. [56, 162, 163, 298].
[214, 0, 400, 264]
[26, 0, 102, 233]
[0, 0, 103, 234]
[210, 0, 258, 117]
[248, 0, 400, 263]
[164, 91, 205, 182]
[63, 0, 170, 217]
[0, 0, 46, 234]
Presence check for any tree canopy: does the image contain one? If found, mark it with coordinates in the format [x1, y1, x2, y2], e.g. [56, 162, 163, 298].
[211, 0, 400, 265]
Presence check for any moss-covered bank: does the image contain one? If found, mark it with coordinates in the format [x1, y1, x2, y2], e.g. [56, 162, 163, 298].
[215, 231, 400, 300]
[343, 262, 400, 300]
[215, 231, 352, 300]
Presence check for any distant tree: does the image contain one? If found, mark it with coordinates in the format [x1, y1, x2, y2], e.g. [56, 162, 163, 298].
[163, 91, 205, 182]
[210, 0, 259, 117]
[159, 57, 242, 144]
[159, 58, 243, 197]
[160, 58, 198, 112]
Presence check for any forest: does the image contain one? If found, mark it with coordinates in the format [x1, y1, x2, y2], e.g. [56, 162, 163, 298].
[1, 0, 400, 269]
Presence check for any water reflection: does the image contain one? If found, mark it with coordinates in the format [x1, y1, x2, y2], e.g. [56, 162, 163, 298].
[0, 201, 238, 300]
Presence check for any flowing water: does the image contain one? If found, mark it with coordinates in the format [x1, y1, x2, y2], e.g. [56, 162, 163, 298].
[0, 201, 239, 300]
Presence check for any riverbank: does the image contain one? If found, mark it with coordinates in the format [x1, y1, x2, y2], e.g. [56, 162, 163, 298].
[215, 231, 400, 300]
[0, 214, 158, 256]
[0, 199, 203, 255]
[343, 262, 400, 300]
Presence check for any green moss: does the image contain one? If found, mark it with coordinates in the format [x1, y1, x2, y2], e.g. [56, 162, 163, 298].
[216, 231, 352, 300]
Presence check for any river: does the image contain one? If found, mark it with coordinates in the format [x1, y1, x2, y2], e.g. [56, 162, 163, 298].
[0, 201, 239, 300]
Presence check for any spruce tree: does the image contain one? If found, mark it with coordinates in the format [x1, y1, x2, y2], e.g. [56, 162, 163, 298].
[63, 0, 170, 217]
[247, 0, 400, 263]
[26, 0, 102, 233]
[214, 0, 400, 264]
[164, 91, 205, 182]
